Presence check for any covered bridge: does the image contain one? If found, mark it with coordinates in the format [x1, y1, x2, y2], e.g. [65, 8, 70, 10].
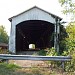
[9, 6, 62, 54]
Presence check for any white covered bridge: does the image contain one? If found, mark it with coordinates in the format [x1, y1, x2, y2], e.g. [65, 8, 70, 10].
[9, 6, 62, 54]
[0, 7, 71, 70]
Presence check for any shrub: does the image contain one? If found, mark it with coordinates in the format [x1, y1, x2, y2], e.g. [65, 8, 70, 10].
[46, 47, 57, 56]
[62, 47, 75, 71]
[38, 49, 47, 56]
[0, 48, 9, 54]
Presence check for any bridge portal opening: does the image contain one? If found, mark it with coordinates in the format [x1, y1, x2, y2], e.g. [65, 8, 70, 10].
[29, 44, 35, 49]
[16, 20, 54, 53]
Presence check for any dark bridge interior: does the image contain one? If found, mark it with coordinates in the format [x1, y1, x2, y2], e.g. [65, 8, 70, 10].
[16, 20, 54, 52]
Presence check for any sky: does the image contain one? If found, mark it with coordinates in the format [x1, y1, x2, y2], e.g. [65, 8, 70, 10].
[0, 0, 67, 36]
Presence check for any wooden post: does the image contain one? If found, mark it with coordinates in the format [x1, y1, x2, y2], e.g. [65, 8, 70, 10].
[6, 59, 9, 64]
[61, 61, 65, 71]
[54, 18, 60, 55]
[54, 18, 57, 51]
[57, 19, 60, 54]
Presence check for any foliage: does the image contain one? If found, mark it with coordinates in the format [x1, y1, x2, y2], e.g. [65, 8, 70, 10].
[38, 49, 47, 56]
[66, 22, 75, 39]
[38, 47, 57, 56]
[63, 22, 75, 51]
[59, 22, 75, 52]
[0, 63, 20, 70]
[61, 22, 75, 71]
[46, 47, 57, 56]
[59, 25, 68, 54]
[0, 25, 8, 43]
[55, 1, 75, 70]
[62, 47, 75, 71]
[60, 25, 68, 40]
[0, 63, 74, 75]
[59, 0, 75, 19]
[0, 48, 9, 54]
[0, 63, 20, 75]
[45, 47, 58, 67]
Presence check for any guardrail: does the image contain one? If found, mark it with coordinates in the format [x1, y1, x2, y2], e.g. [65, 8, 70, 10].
[0, 54, 72, 70]
[0, 54, 71, 61]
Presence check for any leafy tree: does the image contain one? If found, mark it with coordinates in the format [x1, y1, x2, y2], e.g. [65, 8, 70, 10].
[0, 25, 8, 43]
[61, 22, 75, 71]
[65, 22, 75, 50]
[59, 0, 75, 19]
[60, 22, 75, 52]
[60, 25, 68, 40]
[58, 0, 75, 52]
[58, 0, 75, 71]
[59, 25, 68, 54]
[66, 22, 75, 39]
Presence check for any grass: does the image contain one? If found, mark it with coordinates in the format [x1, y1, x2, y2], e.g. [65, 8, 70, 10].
[0, 62, 75, 75]
[0, 62, 20, 75]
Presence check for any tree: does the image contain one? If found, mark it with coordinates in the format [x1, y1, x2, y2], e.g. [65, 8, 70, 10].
[58, 0, 75, 71]
[59, 22, 75, 53]
[59, 25, 68, 54]
[0, 25, 8, 43]
[66, 22, 75, 39]
[59, 0, 75, 19]
[58, 0, 75, 52]
[65, 22, 75, 50]
[62, 22, 75, 71]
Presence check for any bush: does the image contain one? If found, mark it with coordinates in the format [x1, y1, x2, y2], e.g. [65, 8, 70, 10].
[62, 47, 75, 71]
[38, 47, 57, 56]
[0, 48, 9, 54]
[38, 49, 47, 56]
[46, 47, 57, 56]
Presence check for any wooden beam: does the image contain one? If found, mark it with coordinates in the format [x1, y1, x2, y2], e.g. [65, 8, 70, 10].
[54, 18, 60, 54]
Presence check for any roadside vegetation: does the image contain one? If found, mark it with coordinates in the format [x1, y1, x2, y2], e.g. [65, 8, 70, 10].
[0, 62, 75, 75]
[0, 48, 9, 54]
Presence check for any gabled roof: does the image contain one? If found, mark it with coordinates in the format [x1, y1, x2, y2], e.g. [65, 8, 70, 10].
[9, 6, 62, 22]
[0, 43, 8, 47]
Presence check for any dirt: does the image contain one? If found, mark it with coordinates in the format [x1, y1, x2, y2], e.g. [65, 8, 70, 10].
[9, 60, 49, 67]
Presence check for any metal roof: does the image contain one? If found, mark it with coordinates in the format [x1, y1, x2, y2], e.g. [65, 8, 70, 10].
[9, 6, 62, 22]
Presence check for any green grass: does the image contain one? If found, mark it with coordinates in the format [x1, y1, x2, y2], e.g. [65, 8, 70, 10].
[0, 62, 74, 75]
[0, 62, 20, 75]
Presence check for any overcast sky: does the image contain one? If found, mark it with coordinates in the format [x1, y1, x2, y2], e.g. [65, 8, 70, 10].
[0, 0, 66, 35]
